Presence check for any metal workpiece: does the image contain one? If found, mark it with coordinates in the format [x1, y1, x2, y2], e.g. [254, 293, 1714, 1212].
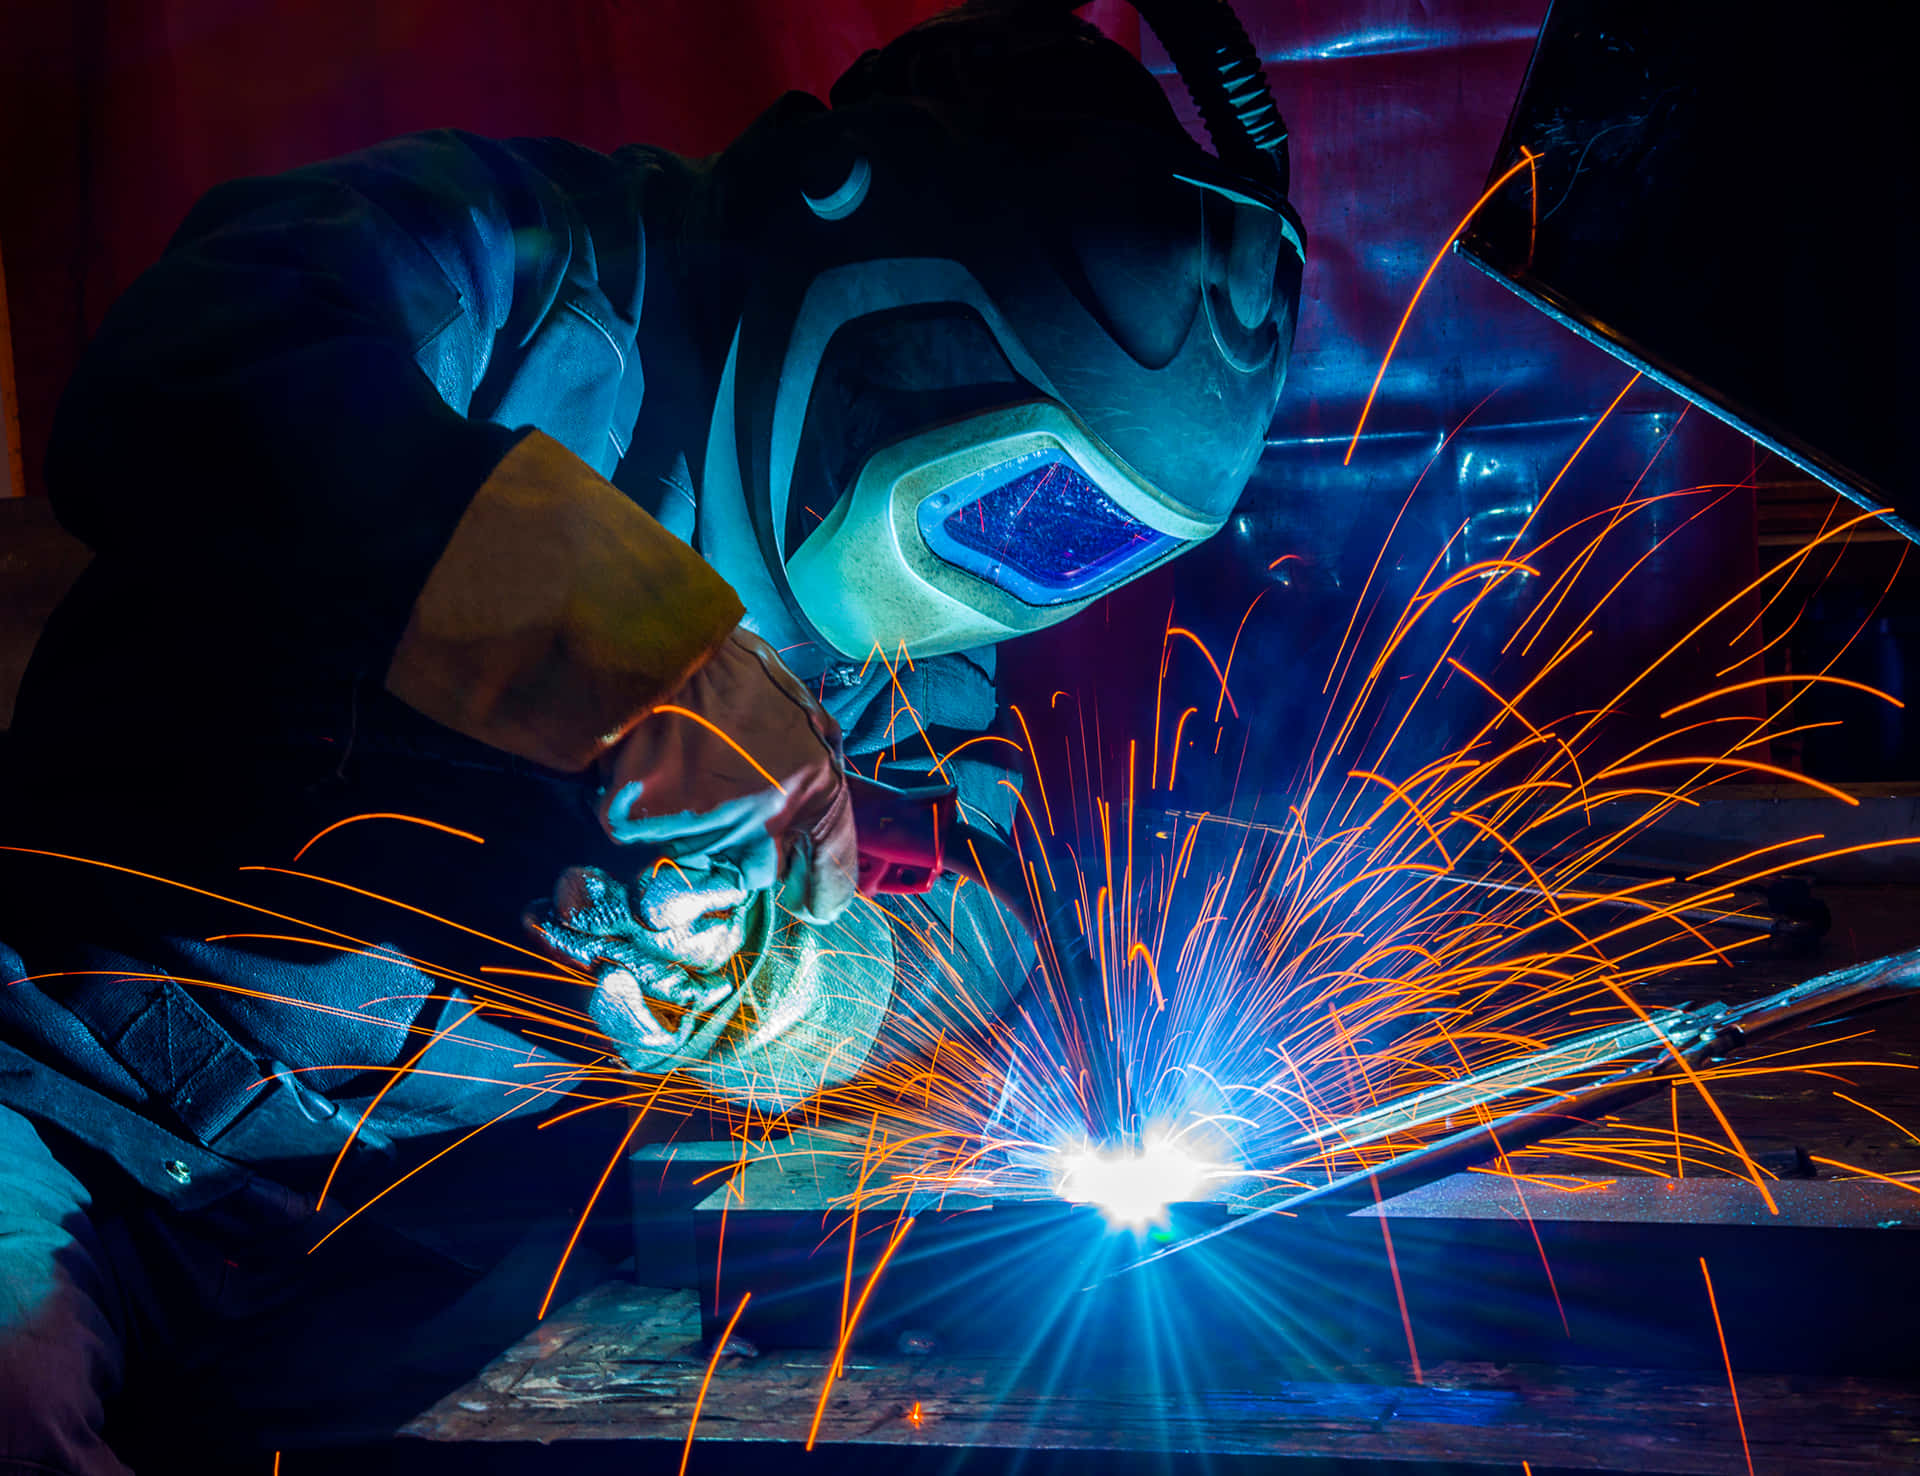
[1349, 1173, 1917, 1229]
[688, 1189, 1919, 1375]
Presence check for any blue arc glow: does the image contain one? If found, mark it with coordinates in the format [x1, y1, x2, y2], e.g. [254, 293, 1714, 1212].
[1052, 1136, 1215, 1228]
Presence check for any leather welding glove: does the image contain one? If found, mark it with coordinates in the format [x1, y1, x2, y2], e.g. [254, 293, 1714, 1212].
[526, 860, 894, 1105]
[598, 627, 858, 926]
[532, 862, 752, 1058]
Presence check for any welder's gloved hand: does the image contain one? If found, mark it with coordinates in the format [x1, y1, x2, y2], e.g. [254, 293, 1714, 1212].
[525, 861, 895, 1104]
[598, 627, 856, 925]
[529, 863, 753, 1059]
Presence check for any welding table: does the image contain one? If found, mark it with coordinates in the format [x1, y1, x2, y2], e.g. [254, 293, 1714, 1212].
[372, 873, 1920, 1475]
[388, 1166, 1920, 1474]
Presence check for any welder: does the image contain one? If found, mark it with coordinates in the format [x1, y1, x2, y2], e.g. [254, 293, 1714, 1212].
[0, 0, 1300, 1467]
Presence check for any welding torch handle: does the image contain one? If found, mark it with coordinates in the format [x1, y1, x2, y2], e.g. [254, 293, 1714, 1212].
[1098, 942, 1920, 1289]
[1717, 942, 1920, 1044]
[1281, 942, 1920, 1217]
[847, 773, 957, 896]
[1276, 1054, 1696, 1217]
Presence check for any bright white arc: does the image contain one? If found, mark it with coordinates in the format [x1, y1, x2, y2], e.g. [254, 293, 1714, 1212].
[1053, 1138, 1212, 1228]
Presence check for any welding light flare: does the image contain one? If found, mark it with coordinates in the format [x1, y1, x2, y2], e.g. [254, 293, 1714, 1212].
[1052, 1135, 1216, 1228]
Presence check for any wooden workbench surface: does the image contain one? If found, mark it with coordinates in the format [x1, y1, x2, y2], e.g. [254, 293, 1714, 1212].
[404, 1281, 1915, 1473]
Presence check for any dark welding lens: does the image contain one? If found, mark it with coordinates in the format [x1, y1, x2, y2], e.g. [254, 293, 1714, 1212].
[918, 451, 1180, 606]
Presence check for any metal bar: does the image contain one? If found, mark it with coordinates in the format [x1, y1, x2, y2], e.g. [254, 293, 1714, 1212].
[1452, 242, 1915, 544]
[1275, 1004, 1710, 1153]
[1102, 945, 1920, 1280]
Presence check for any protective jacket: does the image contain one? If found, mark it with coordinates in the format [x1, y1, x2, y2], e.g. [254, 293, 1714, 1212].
[0, 130, 1024, 1215]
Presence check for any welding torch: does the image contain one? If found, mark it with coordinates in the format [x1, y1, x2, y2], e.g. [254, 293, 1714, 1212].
[1088, 941, 1920, 1286]
[848, 773, 1125, 1138]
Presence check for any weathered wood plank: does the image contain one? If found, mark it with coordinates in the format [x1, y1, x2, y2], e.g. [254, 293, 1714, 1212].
[406, 1283, 1920, 1474]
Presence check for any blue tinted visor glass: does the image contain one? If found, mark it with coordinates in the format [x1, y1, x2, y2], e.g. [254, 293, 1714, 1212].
[917, 450, 1181, 607]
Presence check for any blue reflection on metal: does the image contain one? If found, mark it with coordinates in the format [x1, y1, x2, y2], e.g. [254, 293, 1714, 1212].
[918, 449, 1178, 606]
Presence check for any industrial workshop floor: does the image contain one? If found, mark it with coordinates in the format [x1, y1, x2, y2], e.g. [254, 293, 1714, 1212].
[302, 843, 1920, 1476]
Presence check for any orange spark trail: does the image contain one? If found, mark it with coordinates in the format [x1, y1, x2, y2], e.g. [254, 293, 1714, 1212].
[1494, 1139, 1569, 1338]
[1499, 372, 1641, 564]
[643, 705, 787, 794]
[539, 1086, 667, 1320]
[808, 1216, 916, 1451]
[1685, 835, 1827, 880]
[311, 1094, 552, 1253]
[1831, 1093, 1920, 1145]
[292, 811, 485, 862]
[1214, 590, 1268, 723]
[1522, 146, 1539, 266]
[1660, 673, 1904, 718]
[1165, 627, 1240, 717]
[865, 644, 954, 781]
[1699, 1258, 1754, 1476]
[315, 1003, 481, 1212]
[682, 1290, 751, 1476]
[1807, 1157, 1920, 1194]
[841, 1115, 883, 1349]
[1009, 705, 1057, 834]
[238, 865, 570, 968]
[1168, 706, 1200, 790]
[1152, 607, 1175, 788]
[937, 733, 1024, 766]
[1344, 151, 1537, 464]
[1369, 1171, 1423, 1383]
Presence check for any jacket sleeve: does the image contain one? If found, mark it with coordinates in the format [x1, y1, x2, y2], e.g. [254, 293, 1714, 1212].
[44, 130, 739, 771]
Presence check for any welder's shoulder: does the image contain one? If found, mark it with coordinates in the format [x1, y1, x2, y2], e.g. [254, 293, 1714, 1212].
[178, 129, 626, 220]
[169, 129, 653, 293]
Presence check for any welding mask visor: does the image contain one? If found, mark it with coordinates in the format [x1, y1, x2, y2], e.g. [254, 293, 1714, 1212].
[781, 304, 1224, 660]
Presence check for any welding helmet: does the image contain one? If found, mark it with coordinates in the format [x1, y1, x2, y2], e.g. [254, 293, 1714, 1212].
[707, 0, 1303, 661]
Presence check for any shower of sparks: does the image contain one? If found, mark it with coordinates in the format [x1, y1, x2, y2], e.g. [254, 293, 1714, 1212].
[4, 409, 1916, 1424]
[783, 488, 1914, 1244]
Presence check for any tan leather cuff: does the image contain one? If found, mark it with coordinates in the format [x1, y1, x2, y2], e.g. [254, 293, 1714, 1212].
[387, 430, 744, 772]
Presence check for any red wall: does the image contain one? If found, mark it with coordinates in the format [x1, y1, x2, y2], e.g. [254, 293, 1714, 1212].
[0, 1, 1138, 503]
[0, 2, 1758, 787]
